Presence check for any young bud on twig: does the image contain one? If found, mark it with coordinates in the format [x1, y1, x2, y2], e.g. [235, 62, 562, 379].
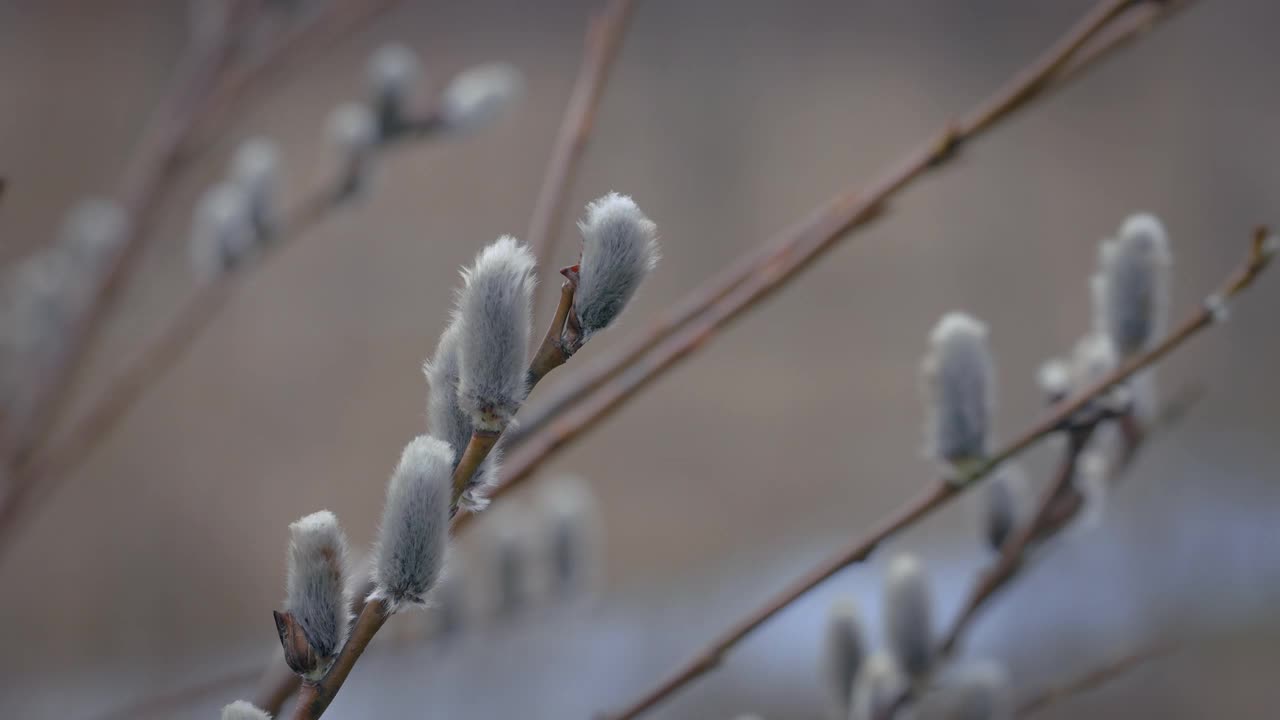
[367, 43, 421, 139]
[850, 652, 907, 720]
[372, 435, 453, 610]
[425, 322, 501, 511]
[922, 313, 995, 468]
[276, 510, 351, 679]
[1035, 358, 1071, 404]
[823, 598, 866, 720]
[885, 553, 934, 680]
[1094, 213, 1172, 358]
[440, 63, 524, 132]
[58, 198, 128, 270]
[325, 103, 378, 200]
[454, 236, 537, 430]
[573, 193, 660, 340]
[538, 475, 602, 596]
[189, 182, 254, 279]
[916, 662, 1012, 720]
[230, 137, 282, 241]
[222, 700, 273, 720]
[984, 463, 1028, 552]
[489, 508, 533, 617]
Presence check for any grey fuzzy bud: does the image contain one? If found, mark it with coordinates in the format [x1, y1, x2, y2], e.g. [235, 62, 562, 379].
[885, 553, 934, 679]
[284, 511, 351, 663]
[230, 137, 282, 240]
[851, 653, 908, 720]
[454, 236, 536, 430]
[325, 103, 378, 199]
[1035, 358, 1071, 403]
[491, 512, 533, 616]
[573, 193, 660, 339]
[424, 322, 501, 512]
[1094, 213, 1172, 358]
[539, 475, 601, 596]
[823, 599, 866, 720]
[190, 182, 254, 278]
[916, 662, 1012, 720]
[58, 199, 127, 269]
[922, 313, 995, 466]
[222, 700, 272, 720]
[372, 435, 453, 610]
[367, 43, 421, 138]
[984, 464, 1028, 552]
[440, 63, 524, 131]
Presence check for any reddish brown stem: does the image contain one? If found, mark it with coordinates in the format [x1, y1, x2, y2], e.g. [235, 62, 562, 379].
[1015, 644, 1178, 717]
[290, 599, 391, 720]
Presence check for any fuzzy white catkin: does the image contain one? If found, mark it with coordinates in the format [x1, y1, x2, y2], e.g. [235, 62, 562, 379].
[823, 599, 866, 720]
[983, 464, 1028, 552]
[850, 652, 907, 720]
[324, 103, 378, 201]
[1094, 213, 1172, 358]
[189, 182, 254, 278]
[490, 511, 534, 616]
[538, 475, 601, 595]
[922, 312, 995, 466]
[230, 137, 282, 239]
[1035, 357, 1072, 402]
[574, 193, 660, 339]
[424, 322, 501, 511]
[373, 435, 454, 609]
[367, 43, 421, 137]
[222, 700, 272, 720]
[885, 553, 935, 679]
[916, 662, 1013, 720]
[285, 510, 351, 660]
[59, 198, 127, 269]
[454, 236, 537, 430]
[440, 63, 524, 131]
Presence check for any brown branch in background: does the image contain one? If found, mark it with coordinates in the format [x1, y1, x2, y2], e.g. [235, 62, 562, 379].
[1015, 644, 1178, 717]
[505, 0, 1192, 450]
[524, 0, 637, 268]
[0, 193, 336, 557]
[599, 230, 1274, 719]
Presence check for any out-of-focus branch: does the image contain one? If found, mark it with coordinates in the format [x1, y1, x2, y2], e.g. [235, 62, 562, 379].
[504, 0, 1192, 451]
[598, 229, 1274, 719]
[1015, 644, 1178, 717]
[524, 0, 637, 268]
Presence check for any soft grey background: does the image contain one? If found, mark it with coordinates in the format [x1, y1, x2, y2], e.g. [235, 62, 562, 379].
[1, 0, 1278, 718]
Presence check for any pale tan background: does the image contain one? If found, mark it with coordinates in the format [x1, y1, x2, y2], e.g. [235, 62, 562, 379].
[2, 0, 1279, 718]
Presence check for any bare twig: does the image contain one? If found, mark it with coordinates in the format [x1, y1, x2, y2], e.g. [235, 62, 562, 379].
[290, 598, 392, 720]
[1015, 644, 1178, 717]
[524, 0, 637, 268]
[599, 229, 1273, 719]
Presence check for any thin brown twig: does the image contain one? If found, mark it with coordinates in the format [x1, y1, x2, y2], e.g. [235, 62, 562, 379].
[1015, 643, 1178, 717]
[524, 0, 637, 268]
[505, 0, 1192, 451]
[599, 230, 1273, 719]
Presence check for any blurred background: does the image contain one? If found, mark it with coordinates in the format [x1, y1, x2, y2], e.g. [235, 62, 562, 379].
[2, 0, 1279, 718]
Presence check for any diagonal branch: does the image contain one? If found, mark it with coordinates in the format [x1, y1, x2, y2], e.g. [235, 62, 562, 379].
[1015, 643, 1178, 717]
[598, 230, 1274, 719]
[524, 0, 637, 268]
[504, 0, 1194, 450]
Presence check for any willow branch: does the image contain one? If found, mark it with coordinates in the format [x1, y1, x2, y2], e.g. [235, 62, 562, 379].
[524, 0, 637, 267]
[1015, 644, 1178, 717]
[290, 599, 392, 720]
[505, 0, 1192, 450]
[599, 231, 1274, 719]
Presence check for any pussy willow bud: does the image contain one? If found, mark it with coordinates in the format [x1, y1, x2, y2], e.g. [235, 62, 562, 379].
[885, 553, 934, 679]
[1094, 213, 1172, 358]
[367, 43, 421, 138]
[222, 700, 272, 720]
[823, 599, 866, 720]
[189, 182, 254, 278]
[922, 313, 995, 468]
[1035, 358, 1071, 404]
[486, 507, 534, 616]
[325, 103, 378, 200]
[372, 435, 453, 610]
[440, 62, 524, 132]
[58, 198, 127, 269]
[538, 475, 602, 596]
[424, 322, 501, 512]
[984, 463, 1028, 552]
[230, 137, 282, 240]
[277, 510, 351, 679]
[573, 193, 660, 340]
[850, 652, 907, 720]
[454, 236, 536, 430]
[917, 662, 1012, 720]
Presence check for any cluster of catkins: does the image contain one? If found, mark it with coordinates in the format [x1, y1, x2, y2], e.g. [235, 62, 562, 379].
[189, 42, 523, 278]
[222, 192, 657, 719]
[0, 200, 127, 420]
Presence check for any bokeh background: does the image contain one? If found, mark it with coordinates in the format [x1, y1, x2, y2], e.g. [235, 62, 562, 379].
[2, 0, 1279, 718]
